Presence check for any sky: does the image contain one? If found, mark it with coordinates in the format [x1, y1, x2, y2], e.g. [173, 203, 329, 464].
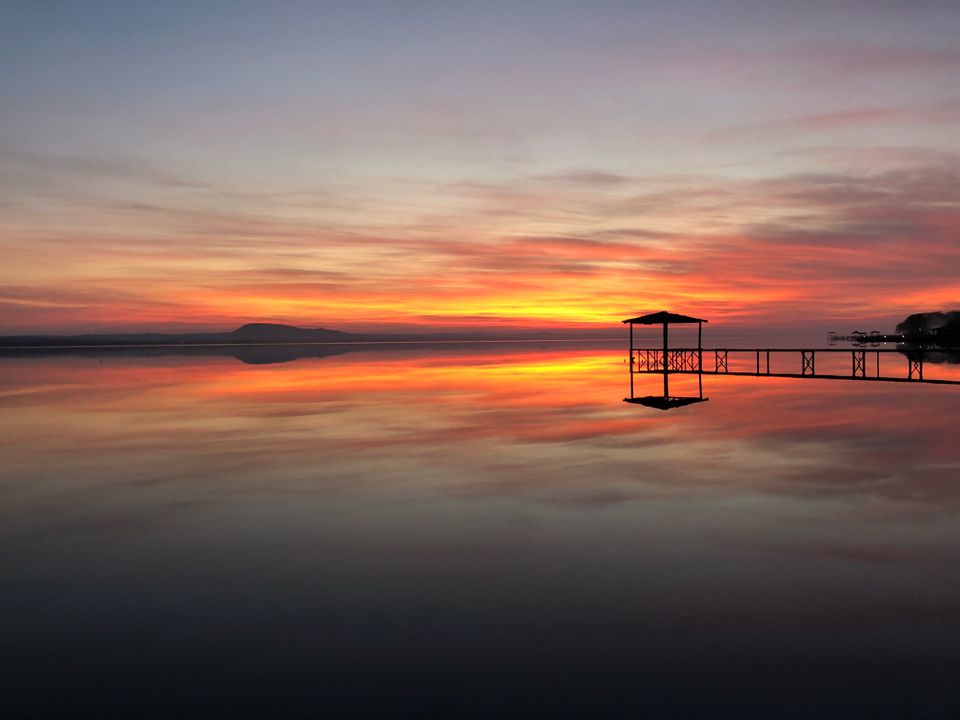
[2, 0, 959, 334]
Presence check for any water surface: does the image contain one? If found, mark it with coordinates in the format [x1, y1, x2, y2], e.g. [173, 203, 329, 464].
[2, 343, 959, 718]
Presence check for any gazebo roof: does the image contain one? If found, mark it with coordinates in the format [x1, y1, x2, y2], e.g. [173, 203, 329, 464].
[622, 311, 707, 325]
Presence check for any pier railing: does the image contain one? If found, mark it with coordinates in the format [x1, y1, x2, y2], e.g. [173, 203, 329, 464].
[630, 347, 960, 385]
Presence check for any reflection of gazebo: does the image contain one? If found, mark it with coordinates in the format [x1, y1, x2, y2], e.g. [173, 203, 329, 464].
[623, 395, 707, 410]
[623, 310, 708, 409]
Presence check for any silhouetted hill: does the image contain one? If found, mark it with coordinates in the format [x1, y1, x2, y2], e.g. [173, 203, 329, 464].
[230, 323, 352, 341]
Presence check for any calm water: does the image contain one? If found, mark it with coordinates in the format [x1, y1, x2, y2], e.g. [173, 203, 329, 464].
[2, 342, 960, 718]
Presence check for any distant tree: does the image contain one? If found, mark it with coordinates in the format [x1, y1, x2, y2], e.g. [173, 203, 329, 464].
[897, 311, 960, 343]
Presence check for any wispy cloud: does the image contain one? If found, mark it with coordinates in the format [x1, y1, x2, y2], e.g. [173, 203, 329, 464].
[707, 101, 960, 141]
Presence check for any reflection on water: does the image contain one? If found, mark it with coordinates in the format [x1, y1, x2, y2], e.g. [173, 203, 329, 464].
[2, 343, 960, 718]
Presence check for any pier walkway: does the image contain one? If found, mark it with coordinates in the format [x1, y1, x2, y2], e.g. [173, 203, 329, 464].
[629, 346, 960, 385]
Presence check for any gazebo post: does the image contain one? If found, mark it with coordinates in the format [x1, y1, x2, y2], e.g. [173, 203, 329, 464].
[629, 322, 634, 398]
[697, 321, 702, 371]
[662, 321, 668, 366]
[662, 321, 669, 397]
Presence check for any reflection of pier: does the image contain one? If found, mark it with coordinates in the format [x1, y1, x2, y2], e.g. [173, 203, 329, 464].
[624, 311, 960, 410]
[631, 346, 960, 384]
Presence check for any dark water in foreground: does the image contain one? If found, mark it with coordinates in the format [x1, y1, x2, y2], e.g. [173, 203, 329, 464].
[2, 342, 960, 718]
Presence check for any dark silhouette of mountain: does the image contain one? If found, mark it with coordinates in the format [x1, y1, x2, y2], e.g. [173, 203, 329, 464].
[229, 323, 352, 342]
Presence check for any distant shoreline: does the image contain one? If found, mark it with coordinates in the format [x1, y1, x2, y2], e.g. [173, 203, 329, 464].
[0, 321, 622, 349]
[0, 337, 624, 351]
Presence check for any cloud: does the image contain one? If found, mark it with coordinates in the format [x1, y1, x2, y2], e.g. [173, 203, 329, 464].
[707, 101, 960, 140]
[531, 170, 633, 186]
[0, 150, 207, 191]
[2, 149, 960, 333]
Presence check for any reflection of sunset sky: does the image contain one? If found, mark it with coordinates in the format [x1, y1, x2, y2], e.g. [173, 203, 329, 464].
[3, 2, 960, 333]
[4, 347, 959, 530]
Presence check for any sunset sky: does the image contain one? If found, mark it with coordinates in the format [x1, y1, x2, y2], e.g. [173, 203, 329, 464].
[2, 0, 959, 334]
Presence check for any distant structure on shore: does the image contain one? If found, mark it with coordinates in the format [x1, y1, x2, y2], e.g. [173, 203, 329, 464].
[828, 330, 900, 345]
[829, 311, 960, 347]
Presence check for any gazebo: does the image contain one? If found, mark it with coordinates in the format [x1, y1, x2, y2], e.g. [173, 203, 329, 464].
[623, 310, 708, 408]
